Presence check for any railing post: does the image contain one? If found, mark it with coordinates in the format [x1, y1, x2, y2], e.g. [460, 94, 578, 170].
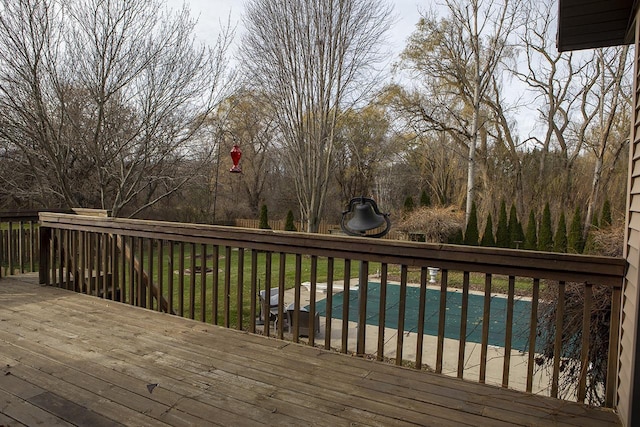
[606, 285, 623, 407]
[0, 221, 3, 279]
[8, 222, 13, 275]
[39, 226, 51, 285]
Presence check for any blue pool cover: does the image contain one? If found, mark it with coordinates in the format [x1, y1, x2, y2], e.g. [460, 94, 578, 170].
[313, 282, 537, 352]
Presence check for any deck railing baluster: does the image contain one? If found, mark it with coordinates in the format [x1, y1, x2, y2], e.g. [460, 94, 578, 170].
[80, 232, 86, 294]
[416, 267, 428, 370]
[112, 234, 119, 301]
[89, 233, 96, 296]
[480, 273, 492, 383]
[606, 285, 622, 406]
[526, 278, 540, 393]
[189, 242, 196, 318]
[310, 255, 318, 347]
[29, 221, 35, 273]
[95, 233, 101, 295]
[277, 252, 286, 339]
[64, 230, 75, 290]
[502, 275, 516, 388]
[71, 230, 78, 292]
[376, 263, 388, 361]
[236, 248, 244, 330]
[19, 221, 24, 274]
[436, 269, 449, 373]
[249, 249, 258, 333]
[356, 260, 368, 354]
[158, 240, 164, 311]
[8, 222, 13, 275]
[55, 228, 62, 288]
[167, 241, 174, 311]
[51, 228, 58, 286]
[59, 228, 64, 287]
[128, 236, 135, 306]
[102, 233, 108, 299]
[144, 237, 150, 306]
[0, 226, 4, 278]
[38, 226, 51, 286]
[324, 257, 335, 351]
[224, 246, 232, 328]
[578, 283, 593, 401]
[138, 237, 145, 307]
[64, 230, 71, 290]
[458, 271, 470, 378]
[200, 243, 207, 321]
[340, 258, 351, 352]
[178, 242, 184, 316]
[263, 251, 272, 336]
[396, 265, 408, 366]
[293, 254, 302, 344]
[552, 281, 566, 398]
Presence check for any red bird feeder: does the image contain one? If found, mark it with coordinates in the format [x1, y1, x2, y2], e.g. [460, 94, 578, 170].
[229, 144, 242, 173]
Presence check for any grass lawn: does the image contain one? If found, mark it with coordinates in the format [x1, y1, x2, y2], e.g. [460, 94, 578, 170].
[131, 243, 537, 329]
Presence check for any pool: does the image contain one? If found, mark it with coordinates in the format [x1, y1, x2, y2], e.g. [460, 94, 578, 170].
[314, 282, 536, 352]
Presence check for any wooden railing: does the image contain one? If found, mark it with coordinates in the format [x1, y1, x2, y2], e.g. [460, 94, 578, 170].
[0, 211, 41, 277]
[234, 218, 404, 239]
[36, 211, 625, 407]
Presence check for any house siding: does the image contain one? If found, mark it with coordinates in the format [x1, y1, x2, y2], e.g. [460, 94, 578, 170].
[620, 13, 640, 426]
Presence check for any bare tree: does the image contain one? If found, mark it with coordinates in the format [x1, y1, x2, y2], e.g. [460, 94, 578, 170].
[398, 0, 520, 225]
[0, 0, 233, 216]
[515, 0, 591, 209]
[576, 47, 631, 236]
[239, 0, 393, 232]
[214, 89, 279, 218]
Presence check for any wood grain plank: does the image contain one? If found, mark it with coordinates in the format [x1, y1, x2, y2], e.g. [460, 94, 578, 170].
[0, 276, 622, 427]
[3, 288, 590, 427]
[0, 298, 418, 426]
[0, 387, 75, 427]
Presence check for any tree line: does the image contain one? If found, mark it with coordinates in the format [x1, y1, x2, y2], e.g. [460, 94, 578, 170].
[0, 0, 630, 257]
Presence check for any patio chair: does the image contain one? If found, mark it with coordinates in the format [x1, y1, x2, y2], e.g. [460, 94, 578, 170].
[258, 288, 280, 324]
[284, 304, 320, 337]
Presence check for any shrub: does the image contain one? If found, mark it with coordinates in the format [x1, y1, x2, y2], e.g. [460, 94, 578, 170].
[554, 212, 567, 253]
[480, 213, 495, 247]
[538, 203, 553, 251]
[507, 204, 525, 248]
[536, 283, 612, 405]
[448, 228, 464, 244]
[284, 210, 296, 231]
[419, 190, 431, 207]
[524, 209, 537, 250]
[259, 204, 271, 229]
[568, 206, 585, 254]
[403, 196, 415, 215]
[591, 212, 599, 228]
[583, 225, 624, 257]
[397, 206, 465, 243]
[496, 200, 509, 248]
[464, 202, 479, 246]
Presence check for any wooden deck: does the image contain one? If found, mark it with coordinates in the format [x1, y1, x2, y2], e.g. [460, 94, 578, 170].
[0, 274, 621, 426]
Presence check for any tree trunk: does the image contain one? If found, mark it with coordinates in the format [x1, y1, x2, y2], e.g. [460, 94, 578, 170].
[466, 76, 481, 226]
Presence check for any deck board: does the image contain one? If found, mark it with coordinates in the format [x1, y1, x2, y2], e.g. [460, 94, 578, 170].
[0, 274, 621, 426]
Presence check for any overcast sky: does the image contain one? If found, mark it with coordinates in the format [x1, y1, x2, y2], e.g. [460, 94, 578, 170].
[174, 0, 425, 61]
[171, 0, 537, 138]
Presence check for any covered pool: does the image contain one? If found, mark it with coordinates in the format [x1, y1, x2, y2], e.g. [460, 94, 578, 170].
[314, 282, 536, 352]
